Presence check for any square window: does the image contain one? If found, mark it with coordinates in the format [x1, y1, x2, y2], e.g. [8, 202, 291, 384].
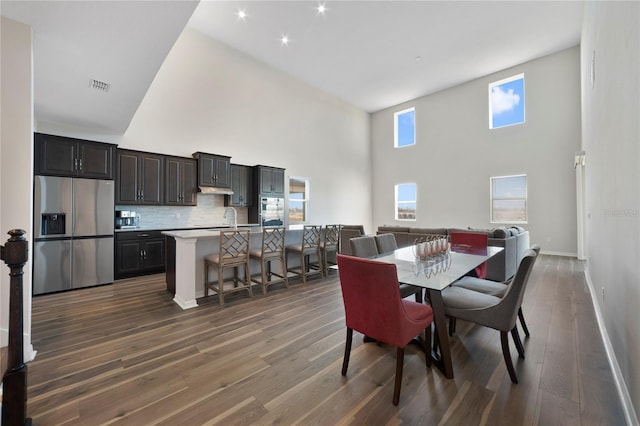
[491, 175, 527, 223]
[395, 183, 416, 220]
[394, 107, 415, 147]
[489, 74, 525, 129]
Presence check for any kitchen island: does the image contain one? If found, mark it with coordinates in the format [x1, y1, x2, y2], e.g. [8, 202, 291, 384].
[163, 226, 303, 309]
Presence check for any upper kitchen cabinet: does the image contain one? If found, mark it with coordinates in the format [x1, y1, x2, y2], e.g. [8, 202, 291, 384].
[193, 152, 231, 189]
[226, 164, 252, 207]
[116, 149, 163, 205]
[165, 156, 197, 206]
[256, 165, 285, 197]
[34, 132, 115, 179]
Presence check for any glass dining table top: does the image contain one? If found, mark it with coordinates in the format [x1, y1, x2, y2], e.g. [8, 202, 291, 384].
[371, 245, 504, 291]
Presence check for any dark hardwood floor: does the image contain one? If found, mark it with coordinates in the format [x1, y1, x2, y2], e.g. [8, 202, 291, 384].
[26, 255, 626, 425]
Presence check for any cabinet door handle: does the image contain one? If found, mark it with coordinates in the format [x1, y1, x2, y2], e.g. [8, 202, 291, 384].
[140, 250, 144, 259]
[139, 234, 149, 238]
[143, 250, 147, 260]
[74, 158, 78, 170]
[78, 158, 83, 171]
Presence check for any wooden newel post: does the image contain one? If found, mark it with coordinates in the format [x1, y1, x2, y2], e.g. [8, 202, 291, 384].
[1, 229, 31, 426]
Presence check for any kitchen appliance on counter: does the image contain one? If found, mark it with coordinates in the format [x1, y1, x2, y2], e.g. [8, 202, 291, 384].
[33, 176, 114, 295]
[260, 197, 284, 226]
[115, 210, 139, 229]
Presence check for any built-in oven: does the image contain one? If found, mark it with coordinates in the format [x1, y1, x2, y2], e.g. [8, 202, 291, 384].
[260, 197, 284, 226]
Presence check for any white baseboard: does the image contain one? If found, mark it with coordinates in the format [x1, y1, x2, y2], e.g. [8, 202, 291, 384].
[584, 268, 639, 426]
[539, 250, 577, 257]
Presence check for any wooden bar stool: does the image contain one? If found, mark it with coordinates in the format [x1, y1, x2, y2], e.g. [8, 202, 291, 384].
[286, 225, 322, 284]
[320, 224, 341, 276]
[204, 229, 252, 305]
[250, 227, 288, 295]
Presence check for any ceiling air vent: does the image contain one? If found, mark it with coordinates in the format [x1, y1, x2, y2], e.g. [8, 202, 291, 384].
[89, 79, 110, 92]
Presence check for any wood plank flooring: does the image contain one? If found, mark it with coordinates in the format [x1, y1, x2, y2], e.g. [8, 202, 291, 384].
[25, 255, 626, 425]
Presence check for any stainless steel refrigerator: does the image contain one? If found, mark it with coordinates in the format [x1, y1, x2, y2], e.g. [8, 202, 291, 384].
[33, 176, 114, 295]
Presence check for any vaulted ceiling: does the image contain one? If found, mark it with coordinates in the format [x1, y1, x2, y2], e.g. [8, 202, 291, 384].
[1, 1, 584, 134]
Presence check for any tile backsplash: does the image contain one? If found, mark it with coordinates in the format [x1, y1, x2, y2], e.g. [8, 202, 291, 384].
[116, 194, 249, 230]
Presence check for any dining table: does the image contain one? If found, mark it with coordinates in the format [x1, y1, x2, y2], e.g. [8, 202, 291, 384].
[371, 244, 504, 379]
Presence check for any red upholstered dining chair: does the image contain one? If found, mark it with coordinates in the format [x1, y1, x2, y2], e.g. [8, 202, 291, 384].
[449, 231, 488, 279]
[337, 254, 433, 406]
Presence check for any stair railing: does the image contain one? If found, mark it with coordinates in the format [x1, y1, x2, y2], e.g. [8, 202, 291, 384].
[1, 229, 31, 425]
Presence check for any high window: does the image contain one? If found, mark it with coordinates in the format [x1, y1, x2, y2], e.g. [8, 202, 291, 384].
[394, 107, 415, 147]
[490, 175, 527, 223]
[395, 183, 416, 220]
[489, 74, 525, 129]
[288, 177, 308, 225]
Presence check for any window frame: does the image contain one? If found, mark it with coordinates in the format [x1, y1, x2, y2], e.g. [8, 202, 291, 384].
[395, 182, 417, 221]
[394, 107, 416, 148]
[490, 174, 528, 224]
[288, 176, 309, 228]
[489, 73, 525, 129]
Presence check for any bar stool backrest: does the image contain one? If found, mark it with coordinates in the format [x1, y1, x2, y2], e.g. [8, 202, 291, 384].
[262, 227, 286, 257]
[219, 230, 250, 264]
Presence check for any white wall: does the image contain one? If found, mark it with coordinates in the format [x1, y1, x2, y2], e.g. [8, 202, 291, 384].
[0, 16, 35, 359]
[38, 28, 373, 231]
[119, 28, 372, 231]
[581, 2, 640, 422]
[371, 47, 581, 255]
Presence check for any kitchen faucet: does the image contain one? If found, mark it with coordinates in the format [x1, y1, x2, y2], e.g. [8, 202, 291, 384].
[224, 207, 237, 229]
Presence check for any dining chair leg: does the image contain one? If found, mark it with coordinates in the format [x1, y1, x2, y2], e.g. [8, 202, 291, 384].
[393, 347, 405, 406]
[500, 331, 518, 384]
[518, 307, 530, 338]
[448, 317, 456, 336]
[341, 328, 354, 376]
[425, 324, 432, 368]
[300, 252, 307, 284]
[511, 326, 525, 359]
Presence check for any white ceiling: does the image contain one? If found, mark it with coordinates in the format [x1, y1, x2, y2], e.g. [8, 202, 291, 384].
[1, 0, 584, 134]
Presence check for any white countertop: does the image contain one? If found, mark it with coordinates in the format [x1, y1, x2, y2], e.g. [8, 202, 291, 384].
[162, 225, 263, 239]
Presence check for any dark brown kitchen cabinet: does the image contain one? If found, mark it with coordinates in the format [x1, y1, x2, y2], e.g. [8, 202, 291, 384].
[226, 164, 252, 207]
[193, 152, 231, 188]
[34, 132, 115, 179]
[116, 149, 163, 205]
[115, 231, 165, 279]
[165, 156, 197, 206]
[256, 165, 285, 196]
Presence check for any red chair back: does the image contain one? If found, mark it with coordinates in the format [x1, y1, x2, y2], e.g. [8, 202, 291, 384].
[450, 231, 488, 278]
[337, 254, 430, 348]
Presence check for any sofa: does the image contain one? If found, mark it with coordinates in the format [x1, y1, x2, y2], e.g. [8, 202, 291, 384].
[376, 225, 530, 282]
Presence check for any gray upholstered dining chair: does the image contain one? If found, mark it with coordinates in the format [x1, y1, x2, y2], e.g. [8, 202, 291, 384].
[350, 235, 423, 302]
[374, 233, 398, 254]
[440, 249, 538, 383]
[349, 235, 378, 258]
[451, 244, 541, 350]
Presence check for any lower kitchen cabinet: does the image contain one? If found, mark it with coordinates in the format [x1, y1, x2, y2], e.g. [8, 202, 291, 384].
[115, 231, 165, 279]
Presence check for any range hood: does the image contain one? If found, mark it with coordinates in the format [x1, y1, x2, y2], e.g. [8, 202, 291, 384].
[199, 186, 234, 195]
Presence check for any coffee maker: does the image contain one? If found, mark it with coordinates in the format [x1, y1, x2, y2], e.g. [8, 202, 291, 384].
[114, 210, 139, 229]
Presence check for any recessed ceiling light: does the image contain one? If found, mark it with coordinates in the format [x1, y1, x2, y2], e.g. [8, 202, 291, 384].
[280, 35, 290, 46]
[237, 8, 247, 21]
[317, 3, 327, 15]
